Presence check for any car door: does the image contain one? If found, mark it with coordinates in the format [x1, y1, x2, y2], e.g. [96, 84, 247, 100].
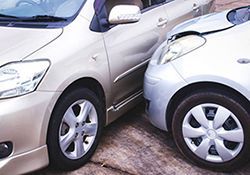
[162, 0, 214, 24]
[103, 0, 169, 107]
[159, 0, 202, 34]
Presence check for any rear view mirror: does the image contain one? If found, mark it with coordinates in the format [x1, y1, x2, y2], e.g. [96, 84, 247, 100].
[108, 5, 141, 24]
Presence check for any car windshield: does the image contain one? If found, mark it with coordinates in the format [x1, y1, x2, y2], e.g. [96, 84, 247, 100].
[0, 0, 86, 20]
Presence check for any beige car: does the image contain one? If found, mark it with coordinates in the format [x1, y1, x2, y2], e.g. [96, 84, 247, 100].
[0, 0, 214, 174]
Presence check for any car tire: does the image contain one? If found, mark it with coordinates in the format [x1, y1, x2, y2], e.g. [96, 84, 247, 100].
[172, 89, 250, 171]
[47, 88, 104, 171]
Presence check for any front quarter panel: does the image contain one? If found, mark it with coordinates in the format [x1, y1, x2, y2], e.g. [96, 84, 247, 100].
[27, 15, 111, 97]
[25, 13, 112, 145]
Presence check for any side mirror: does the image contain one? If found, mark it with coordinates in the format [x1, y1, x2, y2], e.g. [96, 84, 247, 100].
[108, 5, 141, 25]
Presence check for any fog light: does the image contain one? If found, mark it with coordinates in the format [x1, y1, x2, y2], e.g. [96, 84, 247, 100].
[0, 142, 12, 159]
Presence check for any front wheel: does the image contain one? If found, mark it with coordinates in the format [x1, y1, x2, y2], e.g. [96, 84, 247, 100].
[172, 89, 250, 171]
[47, 88, 104, 170]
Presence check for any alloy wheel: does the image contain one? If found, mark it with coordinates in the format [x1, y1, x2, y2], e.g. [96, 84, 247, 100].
[59, 99, 98, 160]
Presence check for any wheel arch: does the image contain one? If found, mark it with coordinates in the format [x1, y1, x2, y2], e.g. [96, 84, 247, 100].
[45, 77, 107, 142]
[59, 77, 106, 108]
[45, 77, 106, 169]
[166, 82, 250, 131]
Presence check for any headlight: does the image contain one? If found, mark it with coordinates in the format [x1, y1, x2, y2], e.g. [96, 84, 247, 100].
[0, 60, 50, 99]
[158, 35, 206, 65]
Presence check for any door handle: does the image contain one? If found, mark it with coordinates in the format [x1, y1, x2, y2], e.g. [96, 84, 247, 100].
[193, 3, 200, 12]
[157, 18, 168, 27]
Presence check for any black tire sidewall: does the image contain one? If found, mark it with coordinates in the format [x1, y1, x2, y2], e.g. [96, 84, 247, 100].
[172, 90, 250, 171]
[47, 88, 104, 170]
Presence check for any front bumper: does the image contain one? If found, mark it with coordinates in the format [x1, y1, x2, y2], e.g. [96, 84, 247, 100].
[0, 145, 48, 175]
[0, 91, 61, 175]
[144, 63, 186, 131]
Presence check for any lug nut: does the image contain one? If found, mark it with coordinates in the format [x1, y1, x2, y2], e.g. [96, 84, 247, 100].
[75, 123, 79, 128]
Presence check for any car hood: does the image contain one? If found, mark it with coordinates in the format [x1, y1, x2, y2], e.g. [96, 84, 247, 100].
[0, 26, 62, 66]
[168, 10, 234, 38]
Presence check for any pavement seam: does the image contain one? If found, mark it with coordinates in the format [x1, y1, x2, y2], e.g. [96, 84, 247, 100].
[90, 160, 136, 175]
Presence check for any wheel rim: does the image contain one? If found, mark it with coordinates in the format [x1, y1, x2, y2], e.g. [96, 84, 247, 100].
[182, 103, 244, 163]
[59, 99, 98, 160]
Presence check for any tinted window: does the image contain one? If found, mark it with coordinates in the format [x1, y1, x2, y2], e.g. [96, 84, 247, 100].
[90, 0, 169, 32]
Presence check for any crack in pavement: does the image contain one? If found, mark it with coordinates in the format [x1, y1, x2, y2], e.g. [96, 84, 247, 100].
[89, 160, 136, 175]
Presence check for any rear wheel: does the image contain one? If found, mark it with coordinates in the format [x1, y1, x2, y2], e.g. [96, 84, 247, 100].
[172, 89, 250, 171]
[47, 88, 104, 170]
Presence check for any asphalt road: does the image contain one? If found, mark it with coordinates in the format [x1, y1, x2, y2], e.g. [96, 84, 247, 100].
[30, 1, 250, 175]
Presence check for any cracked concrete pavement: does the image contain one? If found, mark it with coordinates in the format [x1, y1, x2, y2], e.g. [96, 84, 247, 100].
[31, 104, 250, 175]
[29, 1, 250, 174]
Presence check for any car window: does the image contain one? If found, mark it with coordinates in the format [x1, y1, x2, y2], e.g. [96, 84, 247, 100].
[143, 0, 166, 8]
[105, 0, 167, 12]
[106, 0, 143, 14]
[90, 0, 171, 32]
[142, 0, 173, 11]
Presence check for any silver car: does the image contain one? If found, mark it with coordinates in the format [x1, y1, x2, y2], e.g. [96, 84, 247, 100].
[144, 6, 250, 171]
[0, 0, 213, 174]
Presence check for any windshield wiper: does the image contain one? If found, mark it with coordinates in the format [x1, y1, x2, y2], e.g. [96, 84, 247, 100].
[22, 15, 67, 22]
[0, 13, 18, 19]
[0, 14, 66, 22]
